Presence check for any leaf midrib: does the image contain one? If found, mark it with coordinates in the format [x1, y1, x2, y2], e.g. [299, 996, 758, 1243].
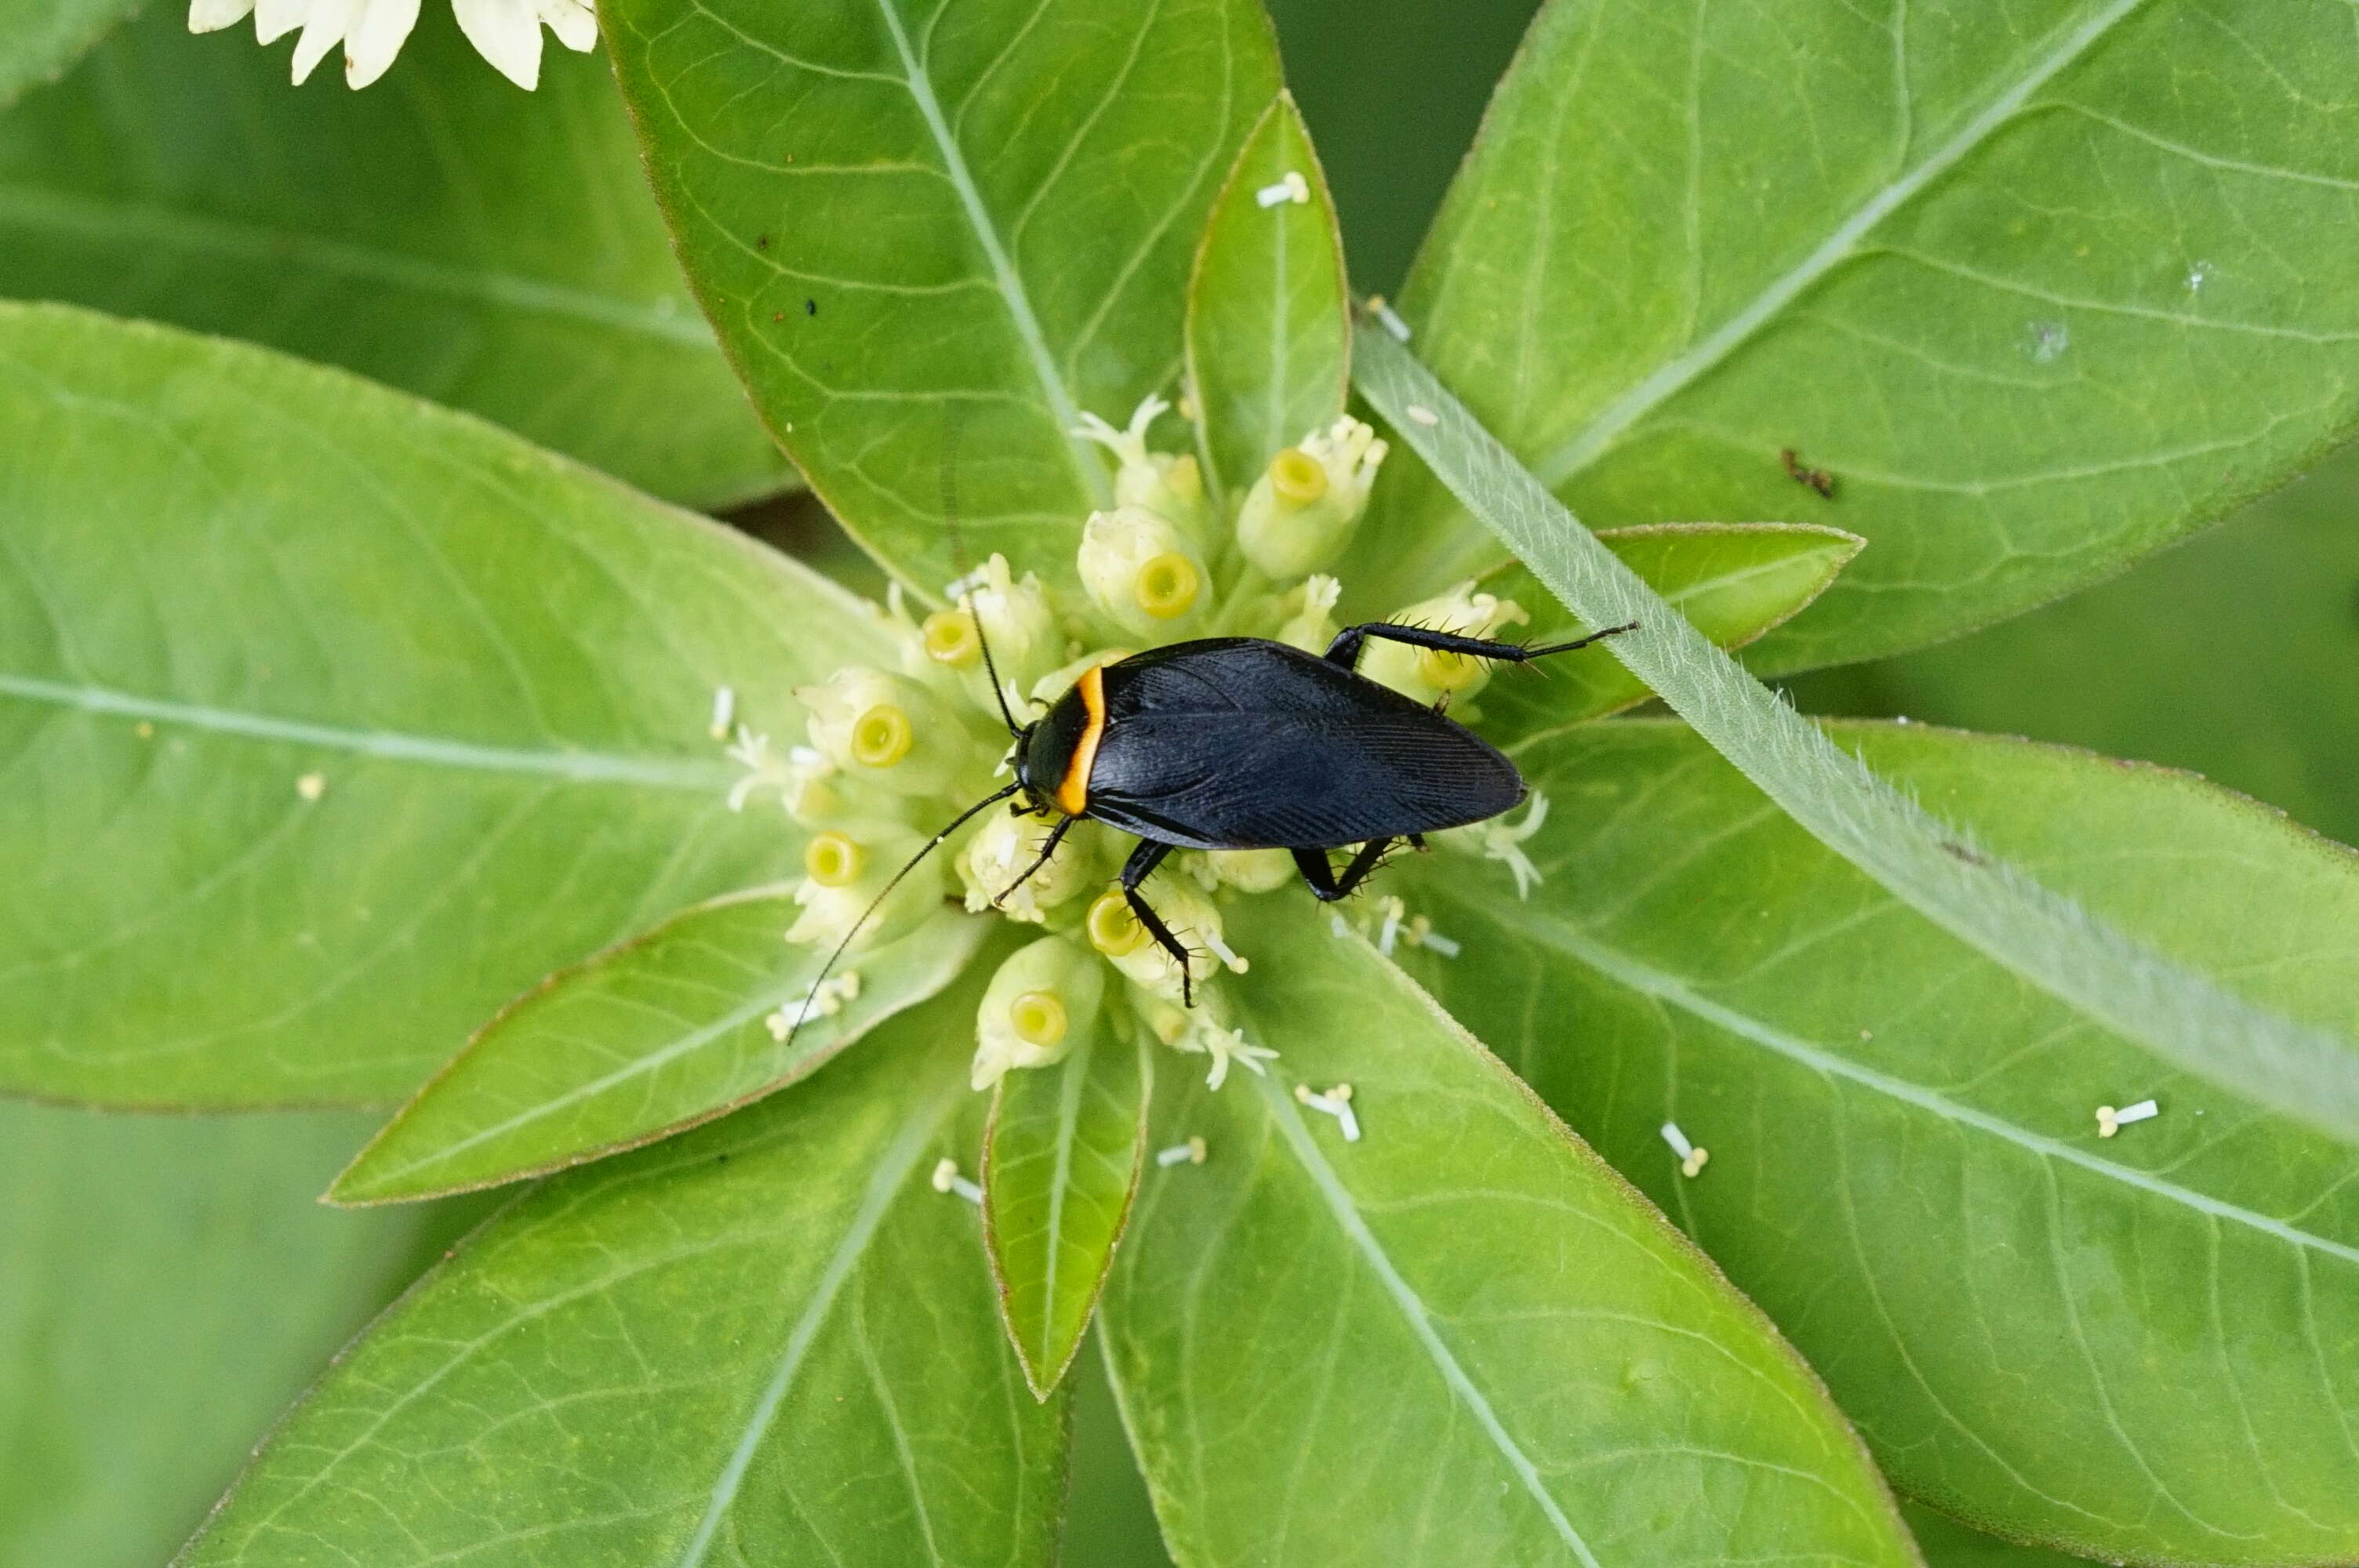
[0, 672, 731, 789]
[1478, 897, 2359, 1269]
[1036, 1032, 1092, 1369]
[1531, 0, 2150, 486]
[869, 0, 1111, 509]
[1259, 1074, 1606, 1568]
[675, 1075, 961, 1567]
[0, 183, 720, 347]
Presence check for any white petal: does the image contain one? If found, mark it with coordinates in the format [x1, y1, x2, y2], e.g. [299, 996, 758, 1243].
[343, 0, 420, 87]
[535, 0, 595, 53]
[188, 0, 257, 34]
[288, 0, 355, 82]
[253, 0, 310, 42]
[452, 0, 542, 88]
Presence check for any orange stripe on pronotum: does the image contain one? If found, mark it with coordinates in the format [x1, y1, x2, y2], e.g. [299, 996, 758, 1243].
[1053, 664, 1107, 816]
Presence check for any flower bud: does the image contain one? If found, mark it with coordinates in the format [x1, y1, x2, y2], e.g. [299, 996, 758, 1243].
[1074, 395, 1216, 542]
[1030, 647, 1133, 713]
[1274, 574, 1343, 654]
[796, 666, 972, 796]
[768, 749, 912, 837]
[959, 808, 1103, 921]
[1233, 416, 1387, 579]
[1078, 506, 1211, 639]
[1083, 877, 1245, 1003]
[932, 554, 1060, 718]
[1194, 848, 1296, 895]
[776, 751, 847, 825]
[786, 823, 944, 949]
[1122, 452, 1213, 541]
[919, 607, 980, 669]
[971, 935, 1106, 1090]
[1358, 581, 1529, 708]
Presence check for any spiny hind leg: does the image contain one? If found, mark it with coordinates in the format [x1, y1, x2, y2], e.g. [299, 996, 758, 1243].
[1322, 619, 1637, 673]
[1292, 838, 1396, 903]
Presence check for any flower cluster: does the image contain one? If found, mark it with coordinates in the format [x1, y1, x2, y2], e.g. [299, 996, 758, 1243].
[728, 399, 1551, 1094]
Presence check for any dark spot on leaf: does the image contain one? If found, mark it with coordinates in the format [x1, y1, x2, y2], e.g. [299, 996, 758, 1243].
[1939, 840, 1989, 867]
[1779, 447, 1835, 499]
[756, 234, 769, 249]
[805, 299, 818, 316]
[716, 1152, 731, 1163]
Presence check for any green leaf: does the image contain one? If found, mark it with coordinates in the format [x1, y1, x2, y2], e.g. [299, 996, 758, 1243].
[181, 987, 1068, 1568]
[0, 302, 883, 1107]
[602, 0, 1281, 590]
[1101, 898, 1917, 1568]
[1903, 1503, 2094, 1568]
[1476, 521, 1861, 738]
[983, 1024, 1151, 1398]
[0, 1102, 442, 1568]
[1186, 91, 1350, 505]
[1398, 719, 2359, 1563]
[1355, 323, 2359, 1146]
[333, 898, 986, 1205]
[0, 0, 129, 107]
[1355, 0, 2359, 667]
[1791, 434, 2359, 851]
[0, 5, 788, 507]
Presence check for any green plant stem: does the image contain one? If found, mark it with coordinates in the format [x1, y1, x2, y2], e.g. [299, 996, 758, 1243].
[1354, 322, 2359, 1146]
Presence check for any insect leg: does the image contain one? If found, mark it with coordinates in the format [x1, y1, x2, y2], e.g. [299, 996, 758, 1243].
[1118, 839, 1199, 1006]
[991, 814, 1077, 908]
[1291, 838, 1396, 902]
[1323, 619, 1637, 672]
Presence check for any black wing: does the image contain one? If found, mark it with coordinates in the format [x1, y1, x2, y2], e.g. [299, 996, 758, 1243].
[1085, 639, 1523, 850]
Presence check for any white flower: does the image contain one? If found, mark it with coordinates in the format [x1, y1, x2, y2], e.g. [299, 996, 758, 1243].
[1274, 574, 1343, 654]
[918, 554, 1061, 717]
[958, 808, 1101, 922]
[722, 724, 799, 813]
[1233, 417, 1387, 579]
[1176, 1018, 1278, 1090]
[787, 826, 943, 949]
[795, 666, 974, 797]
[1085, 880, 1245, 1004]
[1074, 396, 1214, 542]
[1078, 506, 1212, 640]
[453, 0, 595, 89]
[188, 0, 592, 90]
[970, 936, 1104, 1091]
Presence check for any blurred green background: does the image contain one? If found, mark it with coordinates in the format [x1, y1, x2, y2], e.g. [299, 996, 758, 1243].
[3, 0, 2354, 1564]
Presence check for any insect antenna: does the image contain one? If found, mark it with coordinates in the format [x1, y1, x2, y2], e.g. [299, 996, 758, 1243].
[938, 410, 1027, 742]
[778, 781, 1022, 1052]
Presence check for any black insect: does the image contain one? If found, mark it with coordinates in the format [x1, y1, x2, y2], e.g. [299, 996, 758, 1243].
[997, 622, 1632, 1000]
